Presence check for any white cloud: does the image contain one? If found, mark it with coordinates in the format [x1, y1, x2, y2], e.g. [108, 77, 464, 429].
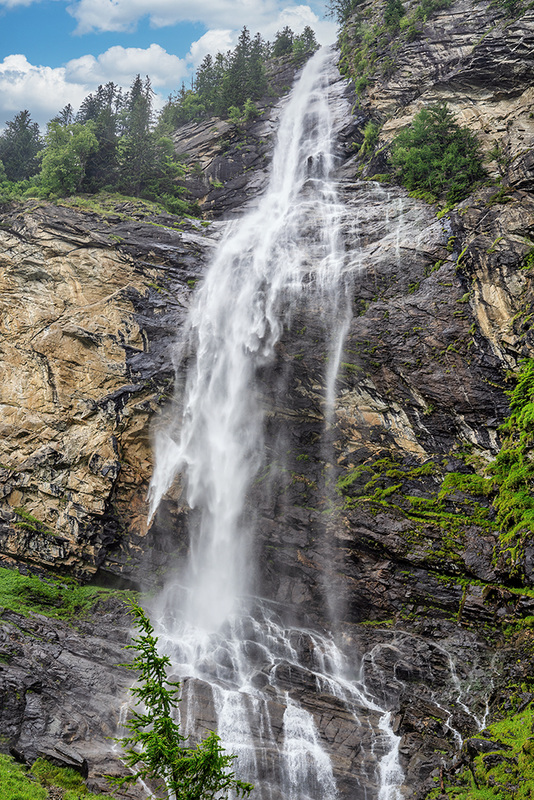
[0, 0, 37, 7]
[0, 55, 88, 128]
[264, 5, 337, 43]
[187, 29, 235, 69]
[0, 45, 190, 129]
[66, 44, 188, 88]
[67, 0, 333, 41]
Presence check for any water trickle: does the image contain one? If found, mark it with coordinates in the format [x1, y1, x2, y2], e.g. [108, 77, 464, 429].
[147, 48, 404, 800]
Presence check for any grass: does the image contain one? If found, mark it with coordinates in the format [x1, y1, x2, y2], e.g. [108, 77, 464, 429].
[0, 566, 134, 621]
[0, 754, 117, 800]
[0, 754, 47, 800]
[57, 190, 194, 221]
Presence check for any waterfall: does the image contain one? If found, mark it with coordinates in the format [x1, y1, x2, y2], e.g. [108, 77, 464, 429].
[147, 48, 404, 800]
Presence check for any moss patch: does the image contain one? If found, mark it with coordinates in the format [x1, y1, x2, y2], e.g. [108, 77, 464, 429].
[0, 566, 135, 621]
[0, 754, 117, 800]
[428, 688, 534, 799]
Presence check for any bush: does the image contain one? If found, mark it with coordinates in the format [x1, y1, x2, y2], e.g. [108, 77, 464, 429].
[390, 102, 486, 204]
[360, 120, 381, 155]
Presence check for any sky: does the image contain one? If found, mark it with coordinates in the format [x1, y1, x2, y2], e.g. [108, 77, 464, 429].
[0, 0, 337, 130]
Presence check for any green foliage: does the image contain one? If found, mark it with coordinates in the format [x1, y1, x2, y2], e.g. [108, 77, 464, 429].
[360, 120, 381, 156]
[0, 110, 42, 181]
[355, 75, 368, 93]
[522, 248, 534, 270]
[0, 566, 131, 620]
[434, 691, 534, 800]
[338, 22, 379, 89]
[384, 0, 405, 29]
[390, 102, 486, 204]
[291, 26, 320, 64]
[413, 0, 452, 20]
[0, 754, 114, 800]
[40, 120, 99, 196]
[326, 0, 365, 23]
[439, 472, 493, 499]
[0, 754, 47, 800]
[336, 454, 494, 572]
[112, 600, 254, 800]
[272, 25, 294, 56]
[162, 26, 269, 126]
[161, 23, 317, 127]
[433, 360, 534, 568]
[487, 360, 534, 562]
[31, 759, 90, 794]
[13, 505, 55, 535]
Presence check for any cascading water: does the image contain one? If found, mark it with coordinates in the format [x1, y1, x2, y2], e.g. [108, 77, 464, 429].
[147, 48, 404, 800]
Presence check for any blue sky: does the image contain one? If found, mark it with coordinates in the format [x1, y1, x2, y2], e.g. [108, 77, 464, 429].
[0, 0, 337, 129]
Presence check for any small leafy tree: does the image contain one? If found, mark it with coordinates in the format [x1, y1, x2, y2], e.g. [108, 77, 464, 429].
[111, 600, 254, 800]
[40, 120, 98, 196]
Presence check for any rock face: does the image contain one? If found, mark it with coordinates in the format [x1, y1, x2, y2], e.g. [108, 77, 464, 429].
[171, 55, 304, 218]
[0, 3, 534, 797]
[0, 202, 215, 581]
[0, 595, 157, 797]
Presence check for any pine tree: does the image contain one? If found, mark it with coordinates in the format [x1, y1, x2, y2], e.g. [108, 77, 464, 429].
[248, 33, 267, 100]
[391, 102, 486, 204]
[111, 600, 254, 800]
[56, 104, 75, 126]
[222, 26, 252, 109]
[0, 110, 42, 181]
[77, 83, 122, 191]
[119, 75, 156, 195]
[272, 26, 294, 57]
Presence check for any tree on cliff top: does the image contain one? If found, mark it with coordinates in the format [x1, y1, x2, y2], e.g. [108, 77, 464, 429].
[110, 600, 254, 800]
[0, 110, 42, 182]
[40, 120, 98, 196]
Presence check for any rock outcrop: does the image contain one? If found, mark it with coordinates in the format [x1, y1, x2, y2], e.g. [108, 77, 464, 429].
[0, 202, 215, 581]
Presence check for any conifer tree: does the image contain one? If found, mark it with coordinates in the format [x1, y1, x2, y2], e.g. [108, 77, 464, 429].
[76, 83, 122, 190]
[111, 600, 254, 800]
[0, 110, 42, 181]
[119, 75, 156, 195]
[272, 26, 294, 56]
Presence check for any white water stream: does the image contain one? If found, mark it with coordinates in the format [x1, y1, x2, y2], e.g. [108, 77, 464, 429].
[147, 48, 404, 800]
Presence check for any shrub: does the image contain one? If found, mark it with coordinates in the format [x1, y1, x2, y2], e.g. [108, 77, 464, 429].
[390, 102, 486, 204]
[360, 120, 381, 155]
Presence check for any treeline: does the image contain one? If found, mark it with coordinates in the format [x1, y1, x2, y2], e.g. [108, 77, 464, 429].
[0, 25, 318, 213]
[159, 25, 318, 127]
[0, 76, 192, 214]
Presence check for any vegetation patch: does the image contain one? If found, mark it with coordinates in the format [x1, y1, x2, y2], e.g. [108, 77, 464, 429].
[336, 454, 495, 570]
[0, 753, 116, 800]
[427, 683, 534, 800]
[0, 566, 133, 621]
[390, 103, 486, 205]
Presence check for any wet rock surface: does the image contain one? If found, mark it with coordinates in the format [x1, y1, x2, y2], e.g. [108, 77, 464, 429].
[0, 597, 144, 797]
[0, 4, 533, 798]
[0, 203, 217, 582]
